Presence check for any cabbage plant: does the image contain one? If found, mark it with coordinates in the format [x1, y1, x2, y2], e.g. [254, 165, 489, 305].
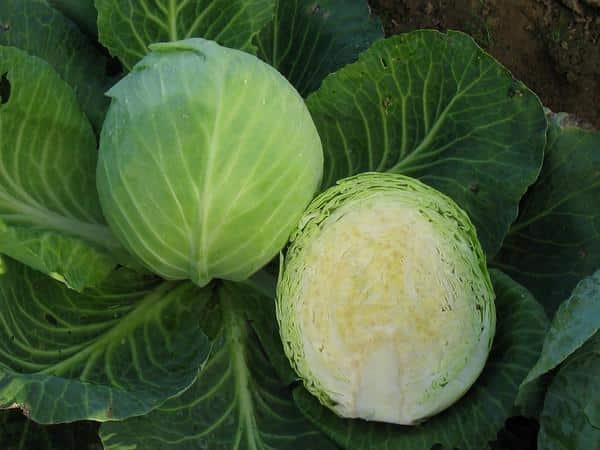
[97, 38, 323, 286]
[0, 1, 598, 450]
[277, 173, 496, 425]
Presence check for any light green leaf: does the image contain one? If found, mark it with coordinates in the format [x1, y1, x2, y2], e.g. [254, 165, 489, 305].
[48, 0, 98, 37]
[292, 270, 548, 450]
[255, 0, 383, 96]
[96, 0, 275, 71]
[524, 270, 600, 384]
[100, 281, 337, 450]
[306, 30, 546, 257]
[0, 258, 211, 424]
[0, 0, 110, 130]
[495, 114, 600, 313]
[0, 45, 124, 290]
[538, 333, 600, 450]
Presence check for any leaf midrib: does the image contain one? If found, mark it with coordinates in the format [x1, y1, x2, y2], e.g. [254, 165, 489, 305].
[222, 292, 262, 450]
[0, 188, 118, 251]
[37, 281, 182, 377]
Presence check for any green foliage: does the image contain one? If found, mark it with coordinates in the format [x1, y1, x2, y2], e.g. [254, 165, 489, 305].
[496, 114, 600, 313]
[0, 0, 109, 130]
[538, 334, 600, 450]
[0, 46, 123, 290]
[0, 1, 596, 449]
[100, 281, 337, 450]
[306, 30, 547, 257]
[256, 0, 383, 96]
[96, 0, 275, 70]
[0, 258, 211, 423]
[48, 0, 98, 37]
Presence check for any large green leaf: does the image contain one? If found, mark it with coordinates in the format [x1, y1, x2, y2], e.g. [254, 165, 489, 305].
[538, 333, 600, 450]
[96, 0, 275, 71]
[0, 0, 109, 130]
[0, 258, 211, 424]
[100, 281, 337, 450]
[48, 0, 98, 37]
[0, 410, 101, 450]
[0, 45, 124, 290]
[516, 270, 599, 420]
[255, 0, 383, 96]
[292, 270, 548, 450]
[524, 270, 600, 384]
[495, 114, 600, 313]
[306, 30, 546, 257]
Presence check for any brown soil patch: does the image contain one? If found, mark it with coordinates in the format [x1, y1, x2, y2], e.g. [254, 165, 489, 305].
[370, 0, 600, 128]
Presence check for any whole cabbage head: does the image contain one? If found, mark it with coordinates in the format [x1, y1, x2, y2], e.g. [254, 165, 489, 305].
[277, 173, 496, 425]
[97, 39, 323, 286]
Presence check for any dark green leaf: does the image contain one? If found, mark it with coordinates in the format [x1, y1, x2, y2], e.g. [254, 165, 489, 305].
[0, 258, 211, 424]
[0, 0, 109, 130]
[514, 372, 551, 419]
[0, 410, 101, 450]
[306, 30, 546, 256]
[0, 45, 124, 290]
[48, 0, 98, 37]
[524, 270, 599, 384]
[100, 281, 337, 450]
[538, 333, 600, 450]
[239, 271, 299, 385]
[96, 0, 275, 71]
[255, 0, 383, 96]
[292, 270, 548, 450]
[495, 114, 600, 313]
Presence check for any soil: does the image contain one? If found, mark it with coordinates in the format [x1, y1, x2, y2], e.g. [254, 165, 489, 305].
[369, 0, 600, 128]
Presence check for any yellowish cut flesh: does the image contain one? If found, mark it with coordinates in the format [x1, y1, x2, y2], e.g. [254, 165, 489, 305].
[294, 196, 493, 424]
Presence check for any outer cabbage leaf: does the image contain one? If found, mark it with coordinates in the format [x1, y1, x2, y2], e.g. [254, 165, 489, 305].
[292, 270, 548, 450]
[306, 30, 546, 257]
[0, 0, 109, 130]
[0, 258, 211, 424]
[0, 46, 124, 290]
[255, 0, 383, 96]
[524, 270, 600, 384]
[538, 333, 600, 450]
[496, 114, 600, 313]
[96, 0, 275, 70]
[100, 280, 337, 450]
[516, 270, 599, 419]
[48, 0, 98, 37]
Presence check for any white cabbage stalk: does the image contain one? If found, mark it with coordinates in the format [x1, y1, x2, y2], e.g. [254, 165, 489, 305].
[277, 173, 496, 425]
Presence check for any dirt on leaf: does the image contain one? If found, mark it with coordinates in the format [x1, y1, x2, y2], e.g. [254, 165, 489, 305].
[370, 0, 600, 128]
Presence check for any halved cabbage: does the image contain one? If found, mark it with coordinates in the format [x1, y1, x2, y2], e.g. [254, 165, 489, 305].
[277, 173, 496, 425]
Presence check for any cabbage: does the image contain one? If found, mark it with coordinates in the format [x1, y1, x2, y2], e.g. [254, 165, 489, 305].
[277, 173, 496, 425]
[97, 38, 323, 286]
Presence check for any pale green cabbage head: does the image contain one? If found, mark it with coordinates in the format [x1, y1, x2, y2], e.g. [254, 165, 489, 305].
[97, 39, 323, 286]
[277, 173, 496, 425]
